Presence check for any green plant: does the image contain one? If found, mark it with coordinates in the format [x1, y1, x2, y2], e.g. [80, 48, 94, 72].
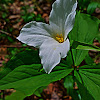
[0, 0, 100, 100]
[78, 0, 100, 14]
[21, 5, 44, 23]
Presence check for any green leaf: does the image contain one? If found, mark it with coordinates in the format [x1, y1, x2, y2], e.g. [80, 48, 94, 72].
[2, 13, 7, 19]
[69, 12, 99, 43]
[64, 75, 74, 95]
[72, 41, 100, 51]
[66, 51, 74, 66]
[78, 0, 90, 9]
[69, 12, 99, 66]
[60, 51, 73, 67]
[64, 75, 80, 100]
[96, 33, 100, 42]
[5, 90, 26, 100]
[74, 74, 94, 100]
[87, 2, 100, 15]
[85, 54, 94, 65]
[0, 49, 40, 80]
[0, 64, 73, 96]
[72, 49, 88, 66]
[34, 86, 46, 97]
[75, 64, 100, 100]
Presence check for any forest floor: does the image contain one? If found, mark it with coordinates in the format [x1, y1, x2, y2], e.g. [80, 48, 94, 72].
[0, 0, 100, 100]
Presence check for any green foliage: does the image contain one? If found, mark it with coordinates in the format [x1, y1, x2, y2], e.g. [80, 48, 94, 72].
[65, 51, 73, 67]
[0, 64, 73, 97]
[85, 55, 94, 65]
[64, 75, 74, 95]
[64, 75, 81, 100]
[0, 49, 40, 80]
[5, 91, 26, 100]
[69, 12, 99, 44]
[0, 0, 14, 4]
[87, 2, 100, 14]
[78, 0, 90, 10]
[21, 6, 44, 23]
[0, 34, 14, 43]
[0, 6, 100, 100]
[21, 13, 43, 23]
[2, 13, 7, 19]
[78, 0, 100, 15]
[69, 12, 100, 66]
[96, 33, 100, 42]
[0, 0, 14, 41]
[75, 64, 100, 100]
[71, 41, 100, 51]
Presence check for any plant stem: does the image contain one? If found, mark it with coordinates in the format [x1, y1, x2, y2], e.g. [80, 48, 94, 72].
[70, 48, 76, 89]
[2, 90, 5, 100]
[70, 48, 75, 66]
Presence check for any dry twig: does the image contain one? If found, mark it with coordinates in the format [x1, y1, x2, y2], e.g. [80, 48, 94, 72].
[0, 44, 29, 48]
[0, 30, 16, 39]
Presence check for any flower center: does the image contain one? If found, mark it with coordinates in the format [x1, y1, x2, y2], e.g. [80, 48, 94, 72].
[56, 34, 64, 43]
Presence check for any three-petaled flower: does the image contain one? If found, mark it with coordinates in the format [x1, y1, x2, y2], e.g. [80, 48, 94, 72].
[17, 0, 77, 74]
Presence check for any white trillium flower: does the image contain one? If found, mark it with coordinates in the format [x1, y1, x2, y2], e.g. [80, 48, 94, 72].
[17, 0, 77, 74]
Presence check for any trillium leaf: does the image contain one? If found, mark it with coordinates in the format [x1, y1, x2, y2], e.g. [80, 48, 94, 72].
[85, 55, 94, 65]
[87, 2, 100, 15]
[69, 12, 100, 66]
[0, 64, 73, 96]
[74, 73, 94, 100]
[96, 33, 100, 42]
[64, 75, 80, 100]
[75, 64, 100, 100]
[72, 49, 88, 66]
[70, 12, 99, 42]
[65, 51, 74, 67]
[5, 90, 26, 100]
[64, 75, 74, 95]
[33, 86, 46, 97]
[0, 49, 40, 80]
[72, 41, 100, 51]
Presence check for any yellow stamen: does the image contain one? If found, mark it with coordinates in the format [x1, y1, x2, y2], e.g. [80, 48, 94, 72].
[55, 34, 64, 43]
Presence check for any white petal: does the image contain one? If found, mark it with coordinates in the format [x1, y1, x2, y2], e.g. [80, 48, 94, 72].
[17, 21, 53, 48]
[49, 0, 77, 37]
[39, 38, 60, 74]
[39, 38, 70, 74]
[59, 39, 70, 58]
[64, 11, 76, 39]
